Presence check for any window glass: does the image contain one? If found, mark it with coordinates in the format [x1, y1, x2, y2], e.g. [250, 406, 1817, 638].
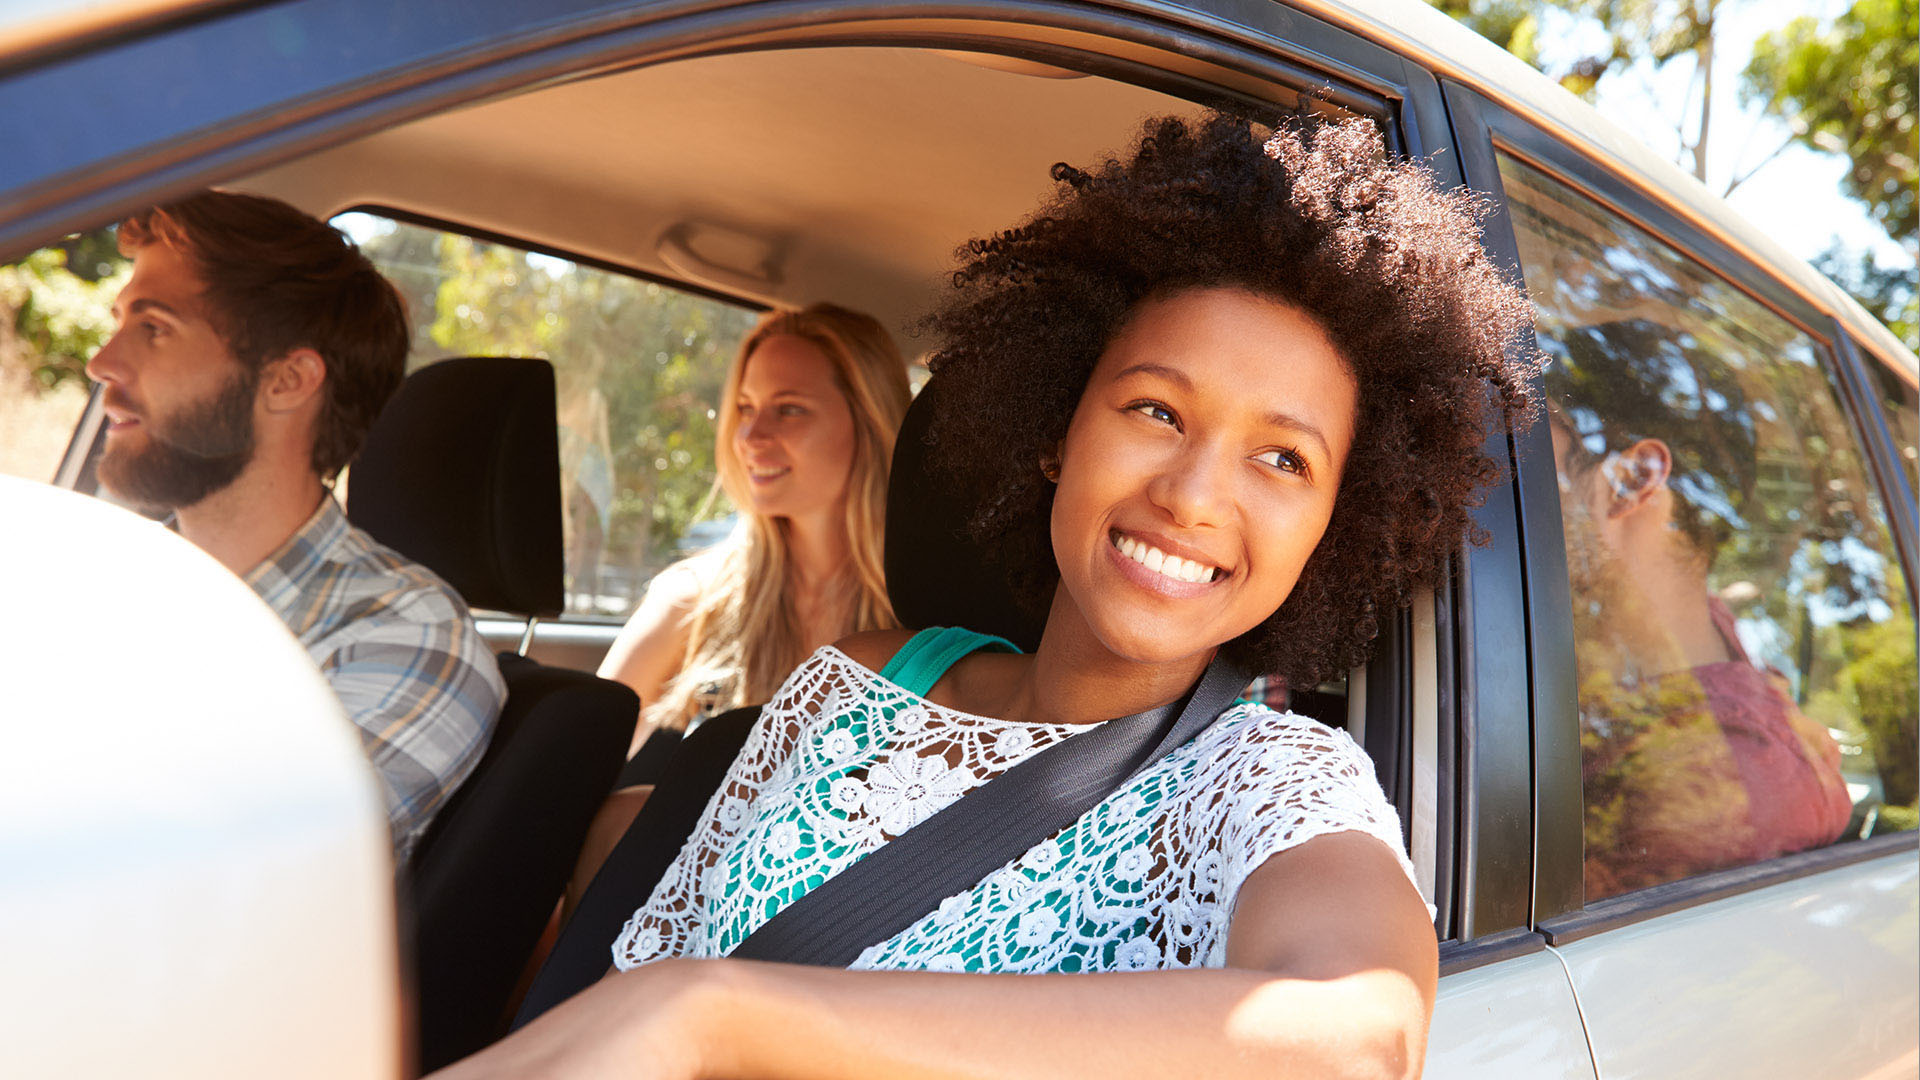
[1498, 154, 1918, 903]
[338, 213, 760, 618]
[0, 228, 125, 483]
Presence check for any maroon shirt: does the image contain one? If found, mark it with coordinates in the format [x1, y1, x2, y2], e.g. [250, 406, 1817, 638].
[1581, 604, 1853, 901]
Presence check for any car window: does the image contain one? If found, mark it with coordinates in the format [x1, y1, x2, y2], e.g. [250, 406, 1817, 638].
[0, 227, 124, 484]
[336, 212, 761, 620]
[1498, 153, 1918, 903]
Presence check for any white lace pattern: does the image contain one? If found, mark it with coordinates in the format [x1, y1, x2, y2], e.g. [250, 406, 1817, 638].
[612, 647, 1413, 973]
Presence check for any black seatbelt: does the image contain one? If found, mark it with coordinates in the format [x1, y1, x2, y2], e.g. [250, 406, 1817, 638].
[517, 653, 1248, 1026]
[514, 705, 761, 1029]
[730, 653, 1249, 967]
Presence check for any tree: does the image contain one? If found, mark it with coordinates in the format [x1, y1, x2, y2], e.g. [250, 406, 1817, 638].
[1429, 0, 1918, 348]
[1426, 0, 1546, 72]
[0, 228, 127, 390]
[1742, 0, 1918, 257]
[1812, 243, 1919, 349]
[1428, 0, 1735, 181]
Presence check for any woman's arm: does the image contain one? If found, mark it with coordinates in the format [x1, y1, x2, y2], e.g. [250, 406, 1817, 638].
[599, 563, 705, 752]
[432, 831, 1438, 1080]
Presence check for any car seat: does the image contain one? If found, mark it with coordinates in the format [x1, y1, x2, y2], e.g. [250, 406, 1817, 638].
[515, 374, 1043, 1023]
[347, 355, 639, 1072]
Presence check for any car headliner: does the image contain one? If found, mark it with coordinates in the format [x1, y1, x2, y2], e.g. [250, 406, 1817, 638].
[237, 46, 1205, 341]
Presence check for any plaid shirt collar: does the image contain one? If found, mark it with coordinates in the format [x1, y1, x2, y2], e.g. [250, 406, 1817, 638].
[243, 493, 351, 613]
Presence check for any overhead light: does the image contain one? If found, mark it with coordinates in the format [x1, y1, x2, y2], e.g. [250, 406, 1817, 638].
[656, 220, 784, 298]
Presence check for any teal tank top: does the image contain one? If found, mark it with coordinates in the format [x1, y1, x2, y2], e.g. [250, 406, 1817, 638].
[877, 626, 1022, 697]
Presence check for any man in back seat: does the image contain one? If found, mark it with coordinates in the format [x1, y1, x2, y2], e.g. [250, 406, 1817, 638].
[84, 190, 504, 866]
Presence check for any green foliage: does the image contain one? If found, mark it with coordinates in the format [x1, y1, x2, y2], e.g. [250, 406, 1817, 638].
[1743, 0, 1919, 252]
[1424, 0, 1722, 101]
[1812, 243, 1919, 350]
[1427, 0, 1544, 69]
[1837, 615, 1919, 807]
[1551, 0, 1719, 97]
[0, 229, 128, 391]
[354, 219, 758, 613]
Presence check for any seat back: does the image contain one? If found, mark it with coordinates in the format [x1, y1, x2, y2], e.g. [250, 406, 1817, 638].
[348, 355, 564, 616]
[884, 376, 1045, 650]
[410, 654, 635, 1069]
[346, 356, 637, 1071]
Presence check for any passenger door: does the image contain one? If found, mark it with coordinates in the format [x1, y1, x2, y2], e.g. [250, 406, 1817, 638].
[1448, 82, 1920, 1079]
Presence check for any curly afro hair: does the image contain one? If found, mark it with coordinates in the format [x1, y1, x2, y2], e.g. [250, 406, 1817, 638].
[922, 111, 1541, 686]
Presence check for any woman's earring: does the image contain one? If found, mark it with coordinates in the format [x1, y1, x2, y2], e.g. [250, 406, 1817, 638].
[1039, 456, 1060, 483]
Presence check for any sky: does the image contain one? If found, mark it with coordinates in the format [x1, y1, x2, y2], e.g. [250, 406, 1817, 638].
[1533, 0, 1912, 273]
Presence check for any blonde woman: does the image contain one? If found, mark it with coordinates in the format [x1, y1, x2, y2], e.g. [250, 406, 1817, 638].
[598, 302, 911, 766]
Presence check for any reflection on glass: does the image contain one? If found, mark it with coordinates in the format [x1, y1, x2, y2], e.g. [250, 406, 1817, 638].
[1499, 155, 1918, 901]
[336, 213, 759, 618]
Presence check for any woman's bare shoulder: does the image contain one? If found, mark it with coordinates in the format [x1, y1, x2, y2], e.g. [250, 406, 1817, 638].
[833, 628, 920, 674]
[647, 546, 731, 607]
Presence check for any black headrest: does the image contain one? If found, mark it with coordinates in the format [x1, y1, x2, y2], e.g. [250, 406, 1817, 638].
[347, 356, 563, 617]
[884, 377, 1045, 651]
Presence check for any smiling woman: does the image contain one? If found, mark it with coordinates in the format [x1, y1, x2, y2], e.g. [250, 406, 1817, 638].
[440, 111, 1540, 1080]
[1047, 289, 1358, 669]
[926, 113, 1538, 691]
[598, 303, 911, 742]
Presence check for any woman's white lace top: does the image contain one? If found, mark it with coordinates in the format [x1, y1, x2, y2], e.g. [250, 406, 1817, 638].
[612, 646, 1413, 973]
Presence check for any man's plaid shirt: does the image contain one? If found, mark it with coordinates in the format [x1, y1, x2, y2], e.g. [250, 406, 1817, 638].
[245, 495, 504, 864]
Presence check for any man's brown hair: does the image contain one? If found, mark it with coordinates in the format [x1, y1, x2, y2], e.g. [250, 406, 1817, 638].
[118, 190, 408, 480]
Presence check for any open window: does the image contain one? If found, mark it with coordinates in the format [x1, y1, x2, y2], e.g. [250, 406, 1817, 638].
[17, 10, 1469, 940]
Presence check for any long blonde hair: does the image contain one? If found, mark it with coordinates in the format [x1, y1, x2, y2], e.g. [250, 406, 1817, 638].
[646, 303, 912, 731]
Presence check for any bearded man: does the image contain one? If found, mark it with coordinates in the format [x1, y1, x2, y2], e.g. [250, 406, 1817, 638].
[86, 190, 503, 866]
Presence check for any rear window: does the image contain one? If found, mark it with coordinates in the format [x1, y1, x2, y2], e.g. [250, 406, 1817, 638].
[336, 211, 760, 619]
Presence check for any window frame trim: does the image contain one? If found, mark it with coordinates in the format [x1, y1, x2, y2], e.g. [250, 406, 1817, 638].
[0, 0, 1430, 259]
[1537, 830, 1920, 946]
[1433, 81, 1568, 938]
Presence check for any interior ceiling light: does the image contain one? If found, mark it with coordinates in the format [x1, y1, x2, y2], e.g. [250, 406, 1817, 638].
[656, 219, 785, 298]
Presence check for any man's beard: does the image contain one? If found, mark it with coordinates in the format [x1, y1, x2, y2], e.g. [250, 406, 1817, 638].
[97, 366, 258, 512]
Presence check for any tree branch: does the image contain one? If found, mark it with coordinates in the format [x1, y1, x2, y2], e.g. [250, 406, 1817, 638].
[1722, 134, 1796, 197]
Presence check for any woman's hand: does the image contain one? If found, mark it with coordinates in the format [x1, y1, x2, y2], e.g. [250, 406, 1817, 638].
[426, 959, 725, 1080]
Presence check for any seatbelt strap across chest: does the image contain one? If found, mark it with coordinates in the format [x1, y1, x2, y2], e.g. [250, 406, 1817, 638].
[727, 653, 1251, 967]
